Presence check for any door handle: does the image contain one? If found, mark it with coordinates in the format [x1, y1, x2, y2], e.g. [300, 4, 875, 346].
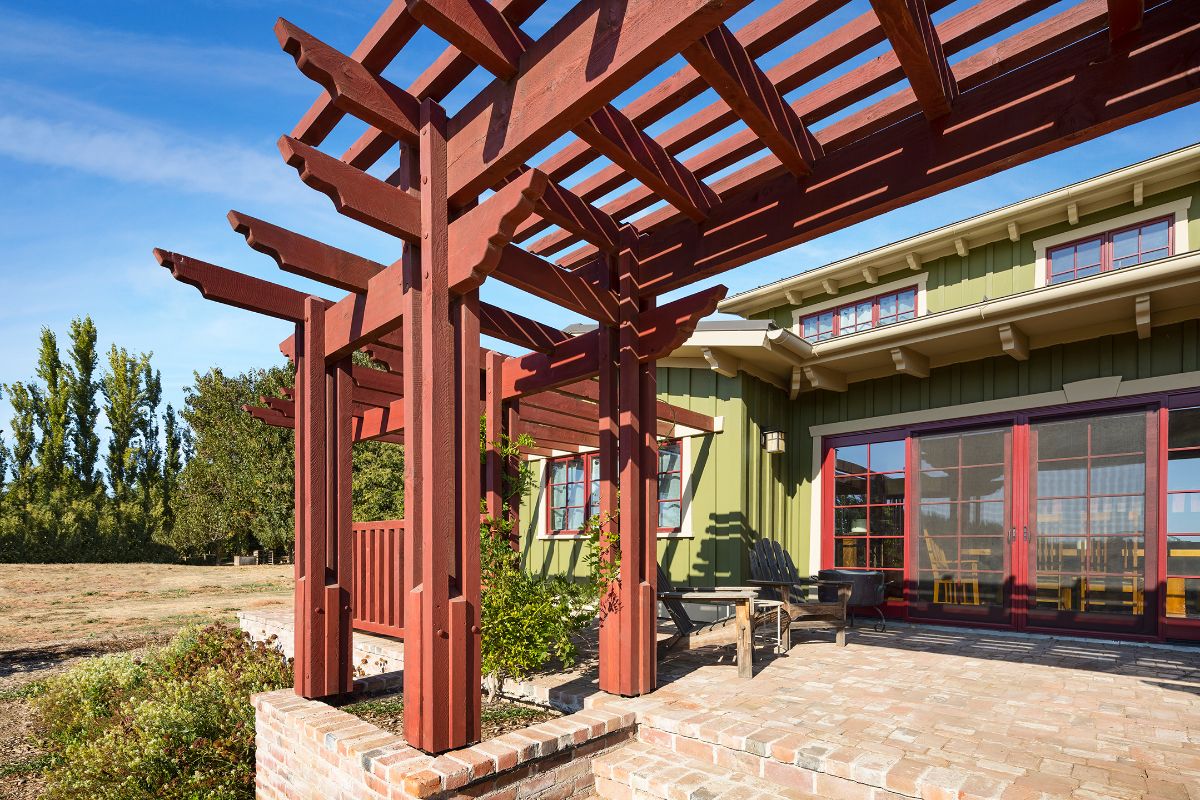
[1008, 526, 1016, 543]
[1023, 525, 1030, 542]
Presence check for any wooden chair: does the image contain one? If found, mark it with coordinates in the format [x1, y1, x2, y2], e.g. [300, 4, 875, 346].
[656, 565, 785, 655]
[747, 539, 850, 646]
[922, 532, 979, 605]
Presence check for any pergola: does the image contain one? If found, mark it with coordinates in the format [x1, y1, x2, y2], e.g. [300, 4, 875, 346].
[156, 0, 1197, 754]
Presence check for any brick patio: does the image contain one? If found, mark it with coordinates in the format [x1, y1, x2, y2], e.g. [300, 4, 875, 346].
[245, 614, 1200, 799]
[601, 626, 1200, 800]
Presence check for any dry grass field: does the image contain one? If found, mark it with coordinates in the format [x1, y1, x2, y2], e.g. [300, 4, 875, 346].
[0, 562, 292, 651]
[0, 563, 293, 799]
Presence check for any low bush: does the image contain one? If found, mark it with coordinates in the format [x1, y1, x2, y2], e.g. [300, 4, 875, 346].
[33, 622, 290, 800]
[479, 520, 597, 697]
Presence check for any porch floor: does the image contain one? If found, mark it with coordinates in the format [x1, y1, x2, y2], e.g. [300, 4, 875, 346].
[617, 624, 1200, 799]
[243, 610, 1200, 798]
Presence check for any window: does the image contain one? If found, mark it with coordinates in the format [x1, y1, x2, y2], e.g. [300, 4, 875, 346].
[547, 456, 587, 534]
[658, 441, 683, 532]
[831, 438, 906, 597]
[545, 440, 685, 535]
[1167, 407, 1200, 619]
[1047, 217, 1172, 285]
[800, 286, 917, 342]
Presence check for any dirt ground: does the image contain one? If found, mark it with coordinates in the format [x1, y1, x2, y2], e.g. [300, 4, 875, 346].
[0, 563, 293, 800]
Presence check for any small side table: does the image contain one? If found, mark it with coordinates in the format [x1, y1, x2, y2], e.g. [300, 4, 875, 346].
[752, 598, 788, 654]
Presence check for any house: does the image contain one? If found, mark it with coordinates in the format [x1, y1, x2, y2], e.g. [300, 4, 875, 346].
[520, 143, 1200, 643]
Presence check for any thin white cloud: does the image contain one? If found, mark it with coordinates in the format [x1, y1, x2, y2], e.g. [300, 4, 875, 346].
[0, 82, 303, 206]
[0, 7, 305, 94]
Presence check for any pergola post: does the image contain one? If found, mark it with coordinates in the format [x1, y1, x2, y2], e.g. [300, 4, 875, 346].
[293, 297, 354, 697]
[504, 398, 522, 535]
[402, 98, 482, 753]
[599, 229, 658, 696]
[484, 351, 505, 523]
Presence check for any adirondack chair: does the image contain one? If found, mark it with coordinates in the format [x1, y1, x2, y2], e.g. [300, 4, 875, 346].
[748, 539, 851, 646]
[656, 565, 786, 657]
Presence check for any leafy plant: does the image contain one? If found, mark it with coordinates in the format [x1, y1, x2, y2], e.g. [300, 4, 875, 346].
[581, 508, 621, 606]
[33, 622, 291, 800]
[478, 518, 595, 699]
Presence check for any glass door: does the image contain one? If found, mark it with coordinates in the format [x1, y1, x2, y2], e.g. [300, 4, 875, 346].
[909, 427, 1014, 625]
[1025, 410, 1156, 635]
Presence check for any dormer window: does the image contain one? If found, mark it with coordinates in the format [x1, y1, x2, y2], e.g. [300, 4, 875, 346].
[800, 286, 917, 342]
[1047, 216, 1172, 285]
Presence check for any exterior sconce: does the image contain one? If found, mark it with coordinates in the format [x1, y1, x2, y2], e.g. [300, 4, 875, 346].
[761, 429, 785, 454]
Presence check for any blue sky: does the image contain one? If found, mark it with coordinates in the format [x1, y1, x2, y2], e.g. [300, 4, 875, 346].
[0, 0, 1197, 434]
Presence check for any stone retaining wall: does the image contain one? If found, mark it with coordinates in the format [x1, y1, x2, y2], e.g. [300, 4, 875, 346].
[253, 689, 636, 800]
[239, 609, 405, 678]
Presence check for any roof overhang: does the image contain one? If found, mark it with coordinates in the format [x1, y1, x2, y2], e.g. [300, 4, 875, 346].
[671, 252, 1200, 397]
[719, 143, 1200, 317]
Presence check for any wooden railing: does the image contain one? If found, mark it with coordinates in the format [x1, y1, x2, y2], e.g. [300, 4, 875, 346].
[351, 520, 404, 639]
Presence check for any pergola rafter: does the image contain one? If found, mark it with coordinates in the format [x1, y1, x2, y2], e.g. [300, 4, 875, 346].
[155, 0, 1195, 756]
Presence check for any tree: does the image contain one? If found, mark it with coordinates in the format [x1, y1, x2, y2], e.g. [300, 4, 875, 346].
[351, 441, 404, 521]
[160, 404, 184, 540]
[31, 328, 71, 493]
[1, 381, 38, 559]
[171, 366, 294, 559]
[67, 317, 101, 493]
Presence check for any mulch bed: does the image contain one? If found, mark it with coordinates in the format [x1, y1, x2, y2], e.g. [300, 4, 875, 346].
[342, 693, 560, 742]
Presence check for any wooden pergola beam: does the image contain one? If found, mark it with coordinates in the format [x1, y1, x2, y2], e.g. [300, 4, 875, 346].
[153, 250, 309, 322]
[343, 0, 550, 168]
[1107, 0, 1143, 43]
[512, 0, 852, 244]
[627, 0, 1200, 294]
[574, 106, 718, 222]
[279, 136, 421, 243]
[683, 24, 820, 177]
[500, 285, 725, 398]
[231, 192, 568, 355]
[278, 19, 422, 147]
[406, 0, 525, 79]
[525, 2, 927, 256]
[492, 245, 619, 325]
[443, 0, 755, 205]
[292, 2, 419, 144]
[868, 0, 957, 119]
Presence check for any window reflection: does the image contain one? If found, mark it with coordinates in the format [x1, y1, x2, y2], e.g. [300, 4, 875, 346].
[1167, 408, 1200, 618]
[831, 437, 906, 597]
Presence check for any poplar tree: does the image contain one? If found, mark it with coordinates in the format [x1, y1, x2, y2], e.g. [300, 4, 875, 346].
[68, 317, 101, 492]
[101, 346, 149, 556]
[161, 404, 184, 540]
[3, 382, 38, 557]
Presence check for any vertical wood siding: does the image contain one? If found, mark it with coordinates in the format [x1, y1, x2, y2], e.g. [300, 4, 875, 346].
[755, 184, 1199, 330]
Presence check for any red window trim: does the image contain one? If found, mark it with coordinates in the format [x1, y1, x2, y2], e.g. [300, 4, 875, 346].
[1046, 214, 1174, 284]
[799, 285, 918, 342]
[545, 453, 589, 536]
[658, 440, 683, 534]
[544, 440, 684, 536]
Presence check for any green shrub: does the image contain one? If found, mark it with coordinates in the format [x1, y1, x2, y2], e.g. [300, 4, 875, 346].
[33, 622, 290, 800]
[479, 521, 596, 696]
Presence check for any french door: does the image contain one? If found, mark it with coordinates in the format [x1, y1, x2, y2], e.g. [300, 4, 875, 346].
[907, 407, 1158, 636]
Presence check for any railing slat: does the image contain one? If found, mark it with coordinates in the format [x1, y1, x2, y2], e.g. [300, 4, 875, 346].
[350, 519, 405, 639]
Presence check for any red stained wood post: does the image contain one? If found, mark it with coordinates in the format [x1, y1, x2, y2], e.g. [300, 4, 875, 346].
[504, 398, 522, 534]
[484, 351, 505, 521]
[403, 99, 482, 753]
[293, 297, 354, 698]
[599, 228, 658, 697]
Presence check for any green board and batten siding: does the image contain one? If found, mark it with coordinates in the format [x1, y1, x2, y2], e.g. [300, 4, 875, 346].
[519, 368, 803, 586]
[755, 184, 1200, 330]
[521, 183, 1200, 585]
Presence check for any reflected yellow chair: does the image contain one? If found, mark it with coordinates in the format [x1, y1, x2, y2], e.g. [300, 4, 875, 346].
[923, 532, 979, 605]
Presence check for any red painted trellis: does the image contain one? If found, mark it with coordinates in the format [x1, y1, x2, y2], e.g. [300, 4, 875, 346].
[157, 0, 1196, 754]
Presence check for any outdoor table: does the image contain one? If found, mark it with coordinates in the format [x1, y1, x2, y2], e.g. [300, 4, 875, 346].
[656, 587, 759, 678]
